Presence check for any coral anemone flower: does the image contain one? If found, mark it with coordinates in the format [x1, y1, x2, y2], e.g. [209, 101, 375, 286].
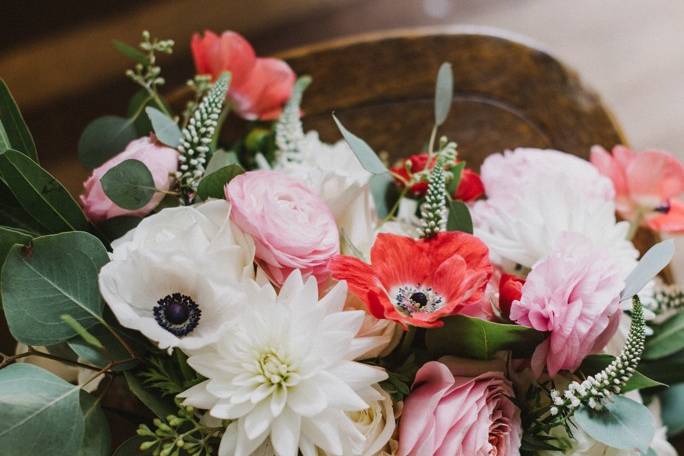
[329, 232, 492, 328]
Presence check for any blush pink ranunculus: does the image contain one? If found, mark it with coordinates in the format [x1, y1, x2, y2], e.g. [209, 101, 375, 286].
[191, 30, 296, 121]
[225, 170, 339, 287]
[80, 136, 178, 223]
[509, 232, 624, 377]
[591, 145, 684, 233]
[398, 360, 522, 456]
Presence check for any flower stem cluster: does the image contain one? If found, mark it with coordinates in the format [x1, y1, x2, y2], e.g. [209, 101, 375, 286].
[125, 31, 174, 115]
[137, 401, 221, 456]
[176, 72, 230, 204]
[275, 76, 312, 166]
[643, 283, 684, 315]
[420, 155, 448, 238]
[549, 296, 646, 417]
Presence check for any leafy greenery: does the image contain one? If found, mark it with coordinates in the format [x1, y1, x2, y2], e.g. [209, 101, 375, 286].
[0, 364, 85, 456]
[145, 107, 182, 147]
[0, 148, 90, 232]
[579, 354, 665, 392]
[574, 395, 655, 454]
[204, 149, 239, 175]
[0, 180, 45, 233]
[425, 314, 546, 360]
[139, 350, 204, 397]
[113, 40, 149, 64]
[0, 224, 33, 268]
[0, 80, 37, 161]
[196, 163, 244, 200]
[101, 159, 157, 210]
[2, 231, 109, 345]
[644, 312, 684, 360]
[68, 323, 135, 371]
[112, 436, 148, 455]
[124, 371, 176, 420]
[78, 116, 138, 169]
[78, 392, 111, 456]
[333, 114, 388, 175]
[446, 199, 473, 233]
[660, 383, 684, 437]
[434, 62, 454, 127]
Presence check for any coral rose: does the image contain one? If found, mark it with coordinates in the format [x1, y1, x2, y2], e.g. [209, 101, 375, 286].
[191, 30, 295, 120]
[79, 136, 177, 223]
[510, 233, 624, 377]
[591, 145, 684, 233]
[225, 170, 339, 286]
[398, 360, 521, 456]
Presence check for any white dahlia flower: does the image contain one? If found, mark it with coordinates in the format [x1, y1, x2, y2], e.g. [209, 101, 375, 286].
[178, 271, 388, 456]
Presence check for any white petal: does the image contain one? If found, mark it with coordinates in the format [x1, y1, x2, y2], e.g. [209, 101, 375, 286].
[316, 371, 368, 411]
[244, 400, 274, 440]
[211, 399, 256, 420]
[271, 408, 301, 456]
[178, 381, 216, 409]
[287, 381, 327, 416]
[271, 386, 288, 416]
[218, 421, 239, 456]
[236, 418, 270, 456]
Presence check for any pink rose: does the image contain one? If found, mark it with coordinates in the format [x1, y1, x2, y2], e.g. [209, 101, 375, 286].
[225, 170, 339, 286]
[510, 233, 624, 377]
[399, 360, 522, 456]
[80, 136, 178, 223]
[591, 145, 684, 233]
[191, 30, 296, 120]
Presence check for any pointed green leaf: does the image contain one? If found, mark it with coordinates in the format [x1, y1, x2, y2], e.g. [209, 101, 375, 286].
[425, 314, 546, 359]
[434, 62, 453, 126]
[113, 40, 149, 64]
[0, 80, 37, 161]
[0, 180, 44, 233]
[197, 163, 244, 200]
[446, 161, 465, 195]
[370, 173, 395, 219]
[61, 314, 104, 349]
[78, 116, 137, 169]
[579, 354, 665, 391]
[100, 159, 156, 210]
[68, 324, 135, 371]
[660, 383, 684, 437]
[0, 364, 84, 456]
[77, 392, 111, 456]
[2, 231, 109, 345]
[145, 107, 181, 147]
[333, 115, 388, 175]
[644, 312, 684, 360]
[574, 396, 655, 453]
[205, 149, 239, 175]
[0, 149, 89, 233]
[446, 199, 473, 233]
[124, 371, 176, 419]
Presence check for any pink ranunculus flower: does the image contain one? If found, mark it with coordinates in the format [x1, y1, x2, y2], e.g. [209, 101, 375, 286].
[80, 136, 178, 223]
[225, 170, 339, 287]
[398, 360, 522, 456]
[191, 30, 296, 121]
[510, 232, 624, 377]
[591, 145, 684, 233]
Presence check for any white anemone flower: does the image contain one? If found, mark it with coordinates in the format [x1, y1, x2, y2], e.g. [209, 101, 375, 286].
[178, 271, 388, 456]
[98, 200, 256, 351]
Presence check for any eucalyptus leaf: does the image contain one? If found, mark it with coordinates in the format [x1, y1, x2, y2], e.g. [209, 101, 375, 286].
[78, 392, 110, 456]
[369, 173, 395, 219]
[333, 115, 388, 175]
[0, 224, 33, 267]
[0, 180, 44, 233]
[640, 347, 684, 385]
[0, 80, 37, 161]
[434, 62, 454, 126]
[446, 199, 473, 233]
[145, 107, 182, 147]
[425, 314, 546, 359]
[128, 90, 154, 136]
[78, 116, 137, 169]
[0, 364, 84, 456]
[660, 383, 684, 437]
[579, 354, 665, 391]
[574, 395, 655, 453]
[205, 149, 239, 175]
[98, 215, 142, 241]
[101, 159, 157, 210]
[124, 371, 176, 419]
[68, 324, 134, 371]
[644, 312, 684, 360]
[197, 163, 244, 200]
[0, 148, 89, 232]
[113, 40, 149, 64]
[2, 231, 109, 345]
[621, 239, 675, 300]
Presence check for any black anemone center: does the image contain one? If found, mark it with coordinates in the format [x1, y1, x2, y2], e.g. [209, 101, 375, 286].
[410, 292, 428, 307]
[655, 201, 671, 214]
[153, 293, 201, 337]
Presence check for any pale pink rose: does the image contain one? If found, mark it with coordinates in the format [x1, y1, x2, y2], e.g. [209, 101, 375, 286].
[398, 360, 521, 456]
[510, 233, 624, 377]
[191, 30, 295, 120]
[225, 170, 339, 286]
[80, 136, 178, 223]
[591, 145, 684, 233]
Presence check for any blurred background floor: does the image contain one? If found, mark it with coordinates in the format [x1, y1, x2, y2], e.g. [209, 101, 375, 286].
[2, 0, 684, 275]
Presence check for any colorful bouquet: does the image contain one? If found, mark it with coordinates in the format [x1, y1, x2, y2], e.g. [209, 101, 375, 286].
[1, 29, 684, 456]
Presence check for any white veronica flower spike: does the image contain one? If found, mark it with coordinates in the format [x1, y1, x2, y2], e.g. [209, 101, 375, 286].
[179, 270, 388, 456]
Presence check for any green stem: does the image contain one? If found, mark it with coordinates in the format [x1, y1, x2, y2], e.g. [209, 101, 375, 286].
[427, 125, 438, 159]
[382, 187, 409, 224]
[626, 210, 645, 240]
[146, 87, 172, 117]
[97, 318, 137, 360]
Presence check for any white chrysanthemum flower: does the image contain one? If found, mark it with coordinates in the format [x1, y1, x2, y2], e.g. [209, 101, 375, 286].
[473, 172, 638, 274]
[99, 200, 256, 351]
[178, 271, 388, 456]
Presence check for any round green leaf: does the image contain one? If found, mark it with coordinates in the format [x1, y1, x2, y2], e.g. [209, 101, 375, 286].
[0, 80, 37, 161]
[333, 114, 388, 175]
[447, 199, 473, 233]
[77, 392, 110, 456]
[0, 225, 33, 268]
[434, 62, 454, 126]
[2, 231, 109, 345]
[0, 364, 84, 456]
[145, 107, 181, 147]
[574, 395, 655, 453]
[78, 116, 137, 169]
[100, 159, 157, 210]
[197, 163, 244, 200]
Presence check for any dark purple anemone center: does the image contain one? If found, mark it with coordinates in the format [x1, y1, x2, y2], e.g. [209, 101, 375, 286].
[153, 293, 201, 337]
